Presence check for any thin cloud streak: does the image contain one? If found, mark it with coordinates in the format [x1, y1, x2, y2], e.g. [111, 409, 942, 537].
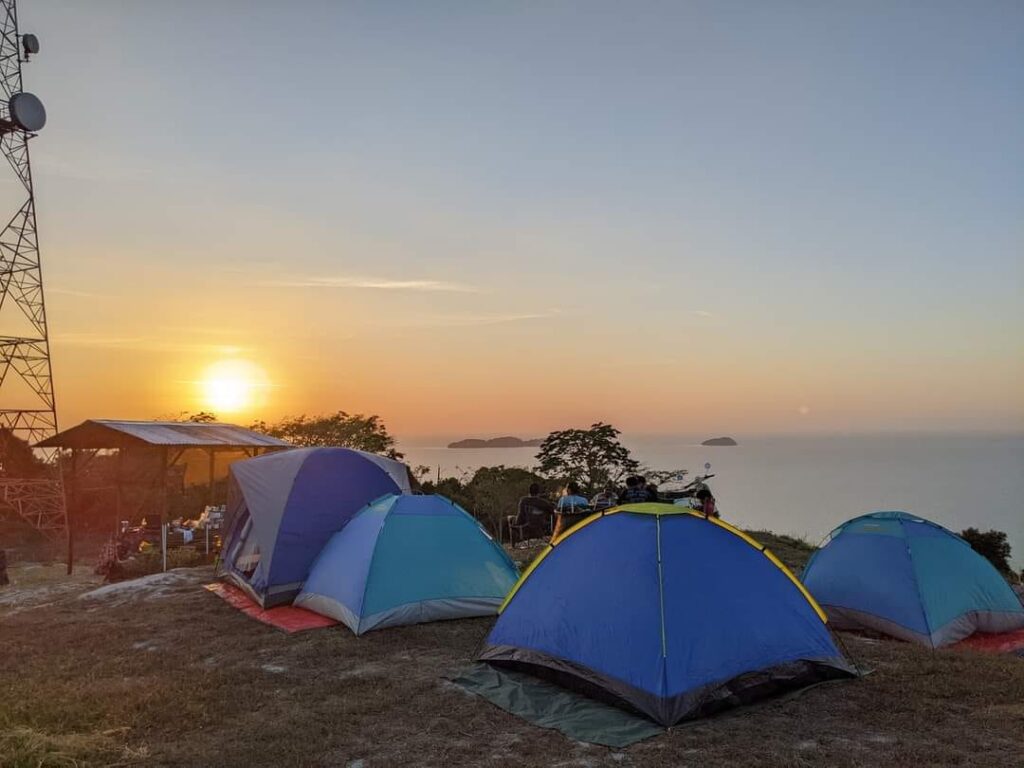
[47, 287, 109, 299]
[259, 275, 482, 293]
[412, 309, 561, 327]
[52, 332, 245, 355]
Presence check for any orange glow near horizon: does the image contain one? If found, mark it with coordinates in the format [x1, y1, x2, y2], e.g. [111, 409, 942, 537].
[198, 359, 270, 415]
[45, 296, 1024, 438]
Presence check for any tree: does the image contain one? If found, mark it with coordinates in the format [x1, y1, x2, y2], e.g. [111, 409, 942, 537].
[535, 422, 638, 495]
[251, 412, 403, 459]
[0, 428, 47, 478]
[466, 465, 546, 536]
[184, 411, 218, 423]
[420, 465, 547, 537]
[162, 411, 218, 423]
[960, 528, 1013, 575]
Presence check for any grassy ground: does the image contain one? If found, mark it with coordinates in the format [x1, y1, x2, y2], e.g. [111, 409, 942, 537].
[3, 536, 1023, 768]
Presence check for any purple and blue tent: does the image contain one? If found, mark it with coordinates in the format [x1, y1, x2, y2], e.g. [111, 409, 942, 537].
[218, 447, 411, 607]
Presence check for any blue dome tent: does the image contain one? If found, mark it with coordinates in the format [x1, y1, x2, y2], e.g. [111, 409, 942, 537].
[294, 494, 518, 634]
[802, 511, 1024, 648]
[218, 447, 411, 607]
[479, 504, 854, 726]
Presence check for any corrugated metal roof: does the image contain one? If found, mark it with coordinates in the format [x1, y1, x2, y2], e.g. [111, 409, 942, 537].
[37, 419, 291, 449]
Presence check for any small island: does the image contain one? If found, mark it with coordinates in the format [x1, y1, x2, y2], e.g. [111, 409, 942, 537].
[701, 436, 738, 446]
[447, 436, 544, 449]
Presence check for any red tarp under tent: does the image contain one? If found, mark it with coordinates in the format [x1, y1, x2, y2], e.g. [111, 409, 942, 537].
[952, 628, 1024, 656]
[204, 582, 337, 633]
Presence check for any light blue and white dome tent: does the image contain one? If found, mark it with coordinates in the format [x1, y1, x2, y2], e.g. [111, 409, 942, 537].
[801, 511, 1024, 648]
[218, 447, 412, 608]
[294, 494, 519, 635]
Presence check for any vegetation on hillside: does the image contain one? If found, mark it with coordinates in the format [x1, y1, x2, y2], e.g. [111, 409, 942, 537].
[745, 530, 817, 573]
[251, 412, 402, 459]
[422, 465, 548, 538]
[535, 422, 638, 494]
[0, 428, 49, 479]
[960, 528, 1014, 575]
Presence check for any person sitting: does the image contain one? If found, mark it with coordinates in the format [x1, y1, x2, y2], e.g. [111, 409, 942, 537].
[694, 487, 718, 518]
[619, 475, 649, 505]
[552, 481, 590, 539]
[510, 483, 555, 543]
[94, 537, 124, 581]
[645, 480, 661, 502]
[590, 484, 618, 511]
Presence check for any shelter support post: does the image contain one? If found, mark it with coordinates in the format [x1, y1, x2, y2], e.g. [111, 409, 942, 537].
[65, 448, 78, 575]
[115, 448, 124, 536]
[161, 446, 168, 572]
[207, 448, 215, 508]
[206, 448, 216, 555]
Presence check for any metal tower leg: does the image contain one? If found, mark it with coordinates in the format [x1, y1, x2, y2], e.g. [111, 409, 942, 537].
[0, 0, 65, 540]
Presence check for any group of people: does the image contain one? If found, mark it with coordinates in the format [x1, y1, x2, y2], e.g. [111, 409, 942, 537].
[514, 476, 718, 542]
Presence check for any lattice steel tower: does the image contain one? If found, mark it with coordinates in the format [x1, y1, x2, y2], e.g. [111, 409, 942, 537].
[0, 0, 64, 536]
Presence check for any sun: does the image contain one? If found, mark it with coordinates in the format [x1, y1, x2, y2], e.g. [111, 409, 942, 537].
[199, 359, 270, 414]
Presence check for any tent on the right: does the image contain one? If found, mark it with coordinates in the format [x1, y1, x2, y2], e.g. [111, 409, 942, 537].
[801, 511, 1024, 648]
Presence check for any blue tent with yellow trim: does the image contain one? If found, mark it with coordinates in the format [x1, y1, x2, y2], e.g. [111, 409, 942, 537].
[801, 511, 1024, 648]
[479, 504, 855, 725]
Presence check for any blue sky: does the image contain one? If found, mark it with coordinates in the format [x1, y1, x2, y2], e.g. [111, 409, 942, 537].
[16, 0, 1023, 435]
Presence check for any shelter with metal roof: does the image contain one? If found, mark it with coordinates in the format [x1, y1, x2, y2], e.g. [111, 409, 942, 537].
[38, 419, 290, 572]
[37, 419, 289, 451]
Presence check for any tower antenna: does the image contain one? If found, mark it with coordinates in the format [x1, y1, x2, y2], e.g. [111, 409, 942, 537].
[0, 0, 65, 540]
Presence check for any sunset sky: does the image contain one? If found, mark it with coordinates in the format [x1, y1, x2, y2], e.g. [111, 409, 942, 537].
[15, 1, 1023, 440]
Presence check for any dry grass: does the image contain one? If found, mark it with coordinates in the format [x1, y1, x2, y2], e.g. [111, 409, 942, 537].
[745, 530, 817, 572]
[2, 559, 1023, 768]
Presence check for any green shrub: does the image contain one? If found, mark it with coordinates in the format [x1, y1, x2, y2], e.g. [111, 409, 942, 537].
[960, 528, 1013, 575]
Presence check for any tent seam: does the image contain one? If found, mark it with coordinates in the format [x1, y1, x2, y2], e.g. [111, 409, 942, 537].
[656, 515, 667, 658]
[900, 517, 936, 647]
[655, 514, 668, 705]
[450, 497, 518, 572]
[356, 496, 394, 634]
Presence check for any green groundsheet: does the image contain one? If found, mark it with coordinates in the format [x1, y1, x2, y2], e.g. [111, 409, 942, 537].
[448, 663, 664, 748]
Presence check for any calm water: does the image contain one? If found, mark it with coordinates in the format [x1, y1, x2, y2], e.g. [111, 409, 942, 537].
[400, 434, 1024, 569]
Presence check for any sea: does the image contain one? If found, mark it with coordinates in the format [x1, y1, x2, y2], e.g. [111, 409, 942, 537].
[399, 433, 1024, 569]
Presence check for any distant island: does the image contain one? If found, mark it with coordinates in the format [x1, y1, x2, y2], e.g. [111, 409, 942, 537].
[447, 436, 544, 449]
[702, 436, 738, 446]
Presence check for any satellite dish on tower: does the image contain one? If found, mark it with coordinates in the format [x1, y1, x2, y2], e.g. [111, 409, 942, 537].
[22, 33, 40, 58]
[7, 92, 46, 132]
